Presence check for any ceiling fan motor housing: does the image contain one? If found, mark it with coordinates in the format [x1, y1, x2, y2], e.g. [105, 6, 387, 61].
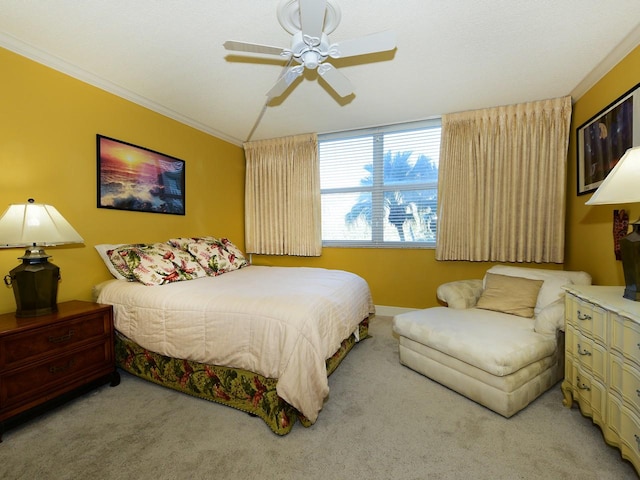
[291, 31, 329, 69]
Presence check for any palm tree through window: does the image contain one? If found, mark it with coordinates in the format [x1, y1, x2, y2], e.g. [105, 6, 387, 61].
[320, 120, 441, 248]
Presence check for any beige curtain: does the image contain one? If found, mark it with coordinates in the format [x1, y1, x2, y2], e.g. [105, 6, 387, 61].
[436, 96, 572, 263]
[244, 133, 321, 256]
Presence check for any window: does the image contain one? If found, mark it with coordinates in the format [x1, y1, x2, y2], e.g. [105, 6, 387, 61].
[319, 119, 441, 248]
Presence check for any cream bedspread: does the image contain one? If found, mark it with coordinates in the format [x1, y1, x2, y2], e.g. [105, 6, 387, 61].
[94, 266, 375, 422]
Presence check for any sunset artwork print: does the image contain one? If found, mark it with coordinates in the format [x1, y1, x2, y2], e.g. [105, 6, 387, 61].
[97, 135, 185, 215]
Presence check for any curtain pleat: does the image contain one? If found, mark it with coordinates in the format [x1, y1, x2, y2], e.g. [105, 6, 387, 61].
[244, 133, 321, 256]
[436, 96, 572, 263]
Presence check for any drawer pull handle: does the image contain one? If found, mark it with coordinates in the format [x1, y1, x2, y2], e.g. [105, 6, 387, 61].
[48, 330, 74, 343]
[49, 359, 75, 374]
[577, 310, 592, 321]
[635, 434, 640, 451]
[576, 376, 591, 391]
[577, 344, 592, 356]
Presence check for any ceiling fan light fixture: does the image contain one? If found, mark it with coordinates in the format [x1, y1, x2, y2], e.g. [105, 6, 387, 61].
[301, 51, 321, 69]
[224, 0, 396, 99]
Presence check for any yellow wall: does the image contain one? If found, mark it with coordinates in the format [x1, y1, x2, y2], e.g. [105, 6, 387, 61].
[8, 40, 630, 315]
[253, 249, 501, 308]
[565, 45, 640, 284]
[274, 44, 640, 306]
[0, 47, 245, 315]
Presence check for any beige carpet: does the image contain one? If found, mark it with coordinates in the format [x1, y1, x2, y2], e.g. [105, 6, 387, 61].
[0, 316, 637, 479]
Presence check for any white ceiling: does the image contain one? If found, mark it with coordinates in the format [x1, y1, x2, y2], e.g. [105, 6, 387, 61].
[1, 1, 640, 146]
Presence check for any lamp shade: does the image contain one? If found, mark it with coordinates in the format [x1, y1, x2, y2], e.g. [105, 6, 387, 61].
[586, 146, 640, 205]
[0, 199, 84, 247]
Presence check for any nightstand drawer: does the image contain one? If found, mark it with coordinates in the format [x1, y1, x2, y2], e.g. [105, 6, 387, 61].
[0, 341, 112, 409]
[0, 301, 118, 441]
[0, 311, 109, 368]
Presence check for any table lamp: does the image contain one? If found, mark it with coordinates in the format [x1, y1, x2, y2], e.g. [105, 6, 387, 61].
[0, 199, 84, 317]
[586, 146, 640, 300]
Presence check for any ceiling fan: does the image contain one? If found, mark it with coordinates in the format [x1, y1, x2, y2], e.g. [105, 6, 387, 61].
[223, 0, 396, 99]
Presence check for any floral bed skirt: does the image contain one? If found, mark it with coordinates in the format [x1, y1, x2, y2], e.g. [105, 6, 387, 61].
[114, 316, 370, 435]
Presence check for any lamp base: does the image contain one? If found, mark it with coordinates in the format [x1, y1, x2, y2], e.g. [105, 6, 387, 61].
[5, 247, 60, 317]
[621, 222, 640, 301]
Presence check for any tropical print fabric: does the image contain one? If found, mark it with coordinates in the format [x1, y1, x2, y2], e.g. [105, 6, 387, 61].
[106, 244, 140, 281]
[113, 242, 207, 286]
[114, 317, 369, 435]
[168, 236, 249, 275]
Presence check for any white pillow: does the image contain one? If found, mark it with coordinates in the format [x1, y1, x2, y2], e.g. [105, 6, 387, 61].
[485, 266, 573, 315]
[95, 244, 128, 280]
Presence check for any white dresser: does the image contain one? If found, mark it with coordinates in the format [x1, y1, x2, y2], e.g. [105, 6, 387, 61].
[563, 285, 640, 474]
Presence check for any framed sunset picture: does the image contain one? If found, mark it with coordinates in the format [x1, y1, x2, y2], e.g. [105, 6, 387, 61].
[97, 135, 185, 215]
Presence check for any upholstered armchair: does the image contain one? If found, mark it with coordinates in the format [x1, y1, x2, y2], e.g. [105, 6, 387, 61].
[393, 266, 591, 417]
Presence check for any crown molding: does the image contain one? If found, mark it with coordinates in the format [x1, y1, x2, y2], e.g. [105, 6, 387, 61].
[571, 23, 640, 101]
[0, 32, 244, 146]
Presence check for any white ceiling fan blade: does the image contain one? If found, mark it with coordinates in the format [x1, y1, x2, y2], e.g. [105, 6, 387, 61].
[224, 40, 289, 58]
[329, 30, 396, 59]
[267, 65, 304, 99]
[317, 63, 353, 97]
[299, 0, 327, 42]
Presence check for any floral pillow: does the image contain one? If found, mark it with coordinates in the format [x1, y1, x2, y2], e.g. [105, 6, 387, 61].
[187, 241, 235, 276]
[115, 243, 207, 286]
[168, 237, 249, 275]
[167, 237, 211, 251]
[219, 238, 249, 270]
[106, 244, 144, 281]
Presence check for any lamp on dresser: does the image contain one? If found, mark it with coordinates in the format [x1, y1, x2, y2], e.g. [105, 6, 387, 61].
[0, 198, 84, 317]
[586, 146, 640, 301]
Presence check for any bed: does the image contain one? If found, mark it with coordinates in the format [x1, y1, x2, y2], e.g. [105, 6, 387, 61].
[93, 238, 375, 435]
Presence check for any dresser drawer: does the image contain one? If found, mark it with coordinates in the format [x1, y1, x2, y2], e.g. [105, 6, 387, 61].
[567, 361, 607, 423]
[620, 405, 640, 467]
[563, 286, 640, 475]
[611, 315, 640, 367]
[0, 311, 110, 369]
[566, 295, 607, 343]
[611, 355, 640, 411]
[568, 324, 607, 381]
[0, 341, 112, 410]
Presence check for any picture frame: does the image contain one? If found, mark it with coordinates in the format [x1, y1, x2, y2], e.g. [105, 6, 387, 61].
[97, 135, 186, 215]
[577, 82, 640, 195]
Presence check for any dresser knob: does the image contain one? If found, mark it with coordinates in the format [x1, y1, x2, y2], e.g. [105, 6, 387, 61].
[49, 359, 75, 374]
[576, 376, 591, 391]
[577, 344, 592, 356]
[577, 310, 592, 321]
[48, 330, 74, 343]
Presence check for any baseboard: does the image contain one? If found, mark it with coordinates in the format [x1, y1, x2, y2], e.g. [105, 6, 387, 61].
[374, 305, 418, 317]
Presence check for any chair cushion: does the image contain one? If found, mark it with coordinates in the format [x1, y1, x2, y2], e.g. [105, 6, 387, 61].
[393, 307, 557, 377]
[485, 266, 575, 315]
[475, 273, 543, 318]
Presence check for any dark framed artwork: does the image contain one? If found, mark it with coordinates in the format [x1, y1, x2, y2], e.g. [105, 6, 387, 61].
[577, 82, 640, 195]
[97, 135, 185, 215]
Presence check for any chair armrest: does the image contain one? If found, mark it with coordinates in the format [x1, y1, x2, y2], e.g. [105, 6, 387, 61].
[534, 298, 565, 335]
[436, 279, 483, 309]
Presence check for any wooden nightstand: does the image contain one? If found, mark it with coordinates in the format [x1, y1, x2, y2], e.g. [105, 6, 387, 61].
[0, 300, 119, 441]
